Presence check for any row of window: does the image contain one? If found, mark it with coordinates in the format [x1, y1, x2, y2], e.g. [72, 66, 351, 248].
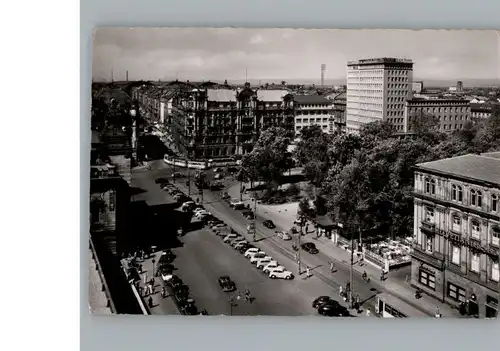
[295, 125, 328, 131]
[296, 110, 330, 115]
[387, 111, 404, 117]
[388, 84, 409, 89]
[408, 106, 468, 113]
[424, 179, 499, 212]
[424, 207, 500, 244]
[296, 118, 329, 124]
[388, 117, 405, 125]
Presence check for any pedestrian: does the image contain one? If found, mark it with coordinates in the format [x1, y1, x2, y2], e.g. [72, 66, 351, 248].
[306, 267, 311, 278]
[435, 307, 441, 318]
[339, 285, 343, 297]
[305, 225, 309, 233]
[366, 309, 371, 317]
[138, 286, 144, 297]
[148, 296, 153, 308]
[330, 261, 335, 273]
[161, 287, 166, 298]
[143, 274, 148, 285]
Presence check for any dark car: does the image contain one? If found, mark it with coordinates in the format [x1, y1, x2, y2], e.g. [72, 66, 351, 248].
[180, 303, 198, 316]
[312, 296, 334, 309]
[167, 275, 183, 288]
[218, 276, 237, 292]
[301, 242, 319, 254]
[158, 251, 176, 265]
[155, 177, 169, 184]
[173, 284, 190, 299]
[155, 263, 174, 277]
[263, 220, 276, 229]
[318, 301, 350, 317]
[242, 211, 255, 220]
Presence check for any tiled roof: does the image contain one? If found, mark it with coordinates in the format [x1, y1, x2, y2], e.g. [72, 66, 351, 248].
[257, 90, 288, 102]
[415, 154, 500, 185]
[293, 94, 332, 105]
[470, 103, 493, 113]
[207, 89, 237, 102]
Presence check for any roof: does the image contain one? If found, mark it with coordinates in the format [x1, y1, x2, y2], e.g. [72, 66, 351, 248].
[415, 154, 500, 186]
[333, 92, 346, 101]
[470, 103, 493, 113]
[294, 95, 332, 105]
[481, 151, 500, 160]
[207, 89, 236, 102]
[257, 90, 288, 102]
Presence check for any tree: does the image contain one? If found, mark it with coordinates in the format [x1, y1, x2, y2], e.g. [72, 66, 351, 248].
[239, 127, 292, 187]
[298, 197, 311, 217]
[281, 80, 287, 86]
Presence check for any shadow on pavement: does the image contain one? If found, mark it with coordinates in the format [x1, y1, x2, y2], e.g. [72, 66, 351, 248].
[130, 187, 147, 196]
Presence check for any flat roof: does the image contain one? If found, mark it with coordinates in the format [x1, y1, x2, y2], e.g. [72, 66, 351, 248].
[348, 57, 413, 66]
[207, 89, 236, 102]
[294, 94, 332, 105]
[415, 154, 500, 186]
[257, 90, 289, 102]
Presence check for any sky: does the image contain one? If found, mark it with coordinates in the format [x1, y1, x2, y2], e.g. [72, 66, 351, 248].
[93, 28, 500, 83]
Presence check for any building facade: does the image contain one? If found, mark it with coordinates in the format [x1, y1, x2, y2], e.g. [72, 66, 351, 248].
[332, 92, 346, 133]
[412, 81, 424, 94]
[293, 95, 334, 136]
[470, 103, 494, 120]
[404, 97, 471, 133]
[411, 154, 500, 318]
[169, 84, 295, 160]
[346, 58, 414, 134]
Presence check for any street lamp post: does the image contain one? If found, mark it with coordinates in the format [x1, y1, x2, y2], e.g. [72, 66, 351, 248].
[297, 215, 305, 275]
[252, 196, 257, 242]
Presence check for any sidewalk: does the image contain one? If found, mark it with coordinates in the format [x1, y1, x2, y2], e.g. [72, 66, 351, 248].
[308, 235, 462, 318]
[122, 253, 180, 315]
[225, 182, 462, 318]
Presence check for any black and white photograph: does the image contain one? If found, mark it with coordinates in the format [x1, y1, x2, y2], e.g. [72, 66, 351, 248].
[89, 28, 499, 318]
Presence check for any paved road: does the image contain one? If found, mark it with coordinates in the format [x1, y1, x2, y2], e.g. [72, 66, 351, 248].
[174, 228, 330, 316]
[152, 160, 379, 314]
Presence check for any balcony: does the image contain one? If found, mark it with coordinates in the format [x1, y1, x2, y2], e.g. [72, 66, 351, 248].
[411, 245, 444, 269]
[420, 220, 436, 233]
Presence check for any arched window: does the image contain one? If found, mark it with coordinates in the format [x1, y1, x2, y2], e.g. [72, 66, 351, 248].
[452, 215, 461, 232]
[425, 178, 436, 195]
[492, 194, 498, 212]
[452, 184, 463, 202]
[471, 220, 481, 239]
[425, 207, 435, 223]
[470, 189, 482, 207]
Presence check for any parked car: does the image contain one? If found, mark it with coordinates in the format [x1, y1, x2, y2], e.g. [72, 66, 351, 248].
[262, 261, 284, 274]
[230, 200, 245, 208]
[255, 257, 274, 269]
[317, 301, 350, 317]
[301, 242, 319, 254]
[231, 238, 247, 247]
[218, 276, 237, 292]
[263, 220, 276, 229]
[275, 230, 292, 241]
[214, 173, 223, 180]
[238, 243, 255, 254]
[312, 296, 335, 309]
[249, 252, 268, 264]
[172, 172, 184, 178]
[233, 241, 249, 250]
[179, 301, 198, 315]
[268, 267, 294, 280]
[244, 248, 263, 258]
[220, 192, 230, 200]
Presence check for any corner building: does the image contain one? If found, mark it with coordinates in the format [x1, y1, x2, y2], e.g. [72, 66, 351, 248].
[411, 153, 500, 318]
[346, 58, 413, 134]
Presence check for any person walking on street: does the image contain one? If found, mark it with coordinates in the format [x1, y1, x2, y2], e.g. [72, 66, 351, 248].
[366, 309, 371, 317]
[330, 261, 335, 273]
[139, 286, 144, 297]
[306, 267, 311, 278]
[339, 285, 343, 297]
[161, 287, 166, 298]
[143, 274, 148, 285]
[148, 296, 153, 309]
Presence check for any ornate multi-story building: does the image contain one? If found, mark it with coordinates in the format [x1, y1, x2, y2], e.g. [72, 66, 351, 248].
[411, 152, 500, 318]
[293, 95, 334, 136]
[346, 58, 414, 134]
[169, 83, 295, 160]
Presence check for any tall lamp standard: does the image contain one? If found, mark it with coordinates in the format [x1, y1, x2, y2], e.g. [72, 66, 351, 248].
[296, 214, 306, 275]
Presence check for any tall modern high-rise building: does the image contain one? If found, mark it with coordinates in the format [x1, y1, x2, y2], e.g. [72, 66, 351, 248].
[346, 58, 414, 134]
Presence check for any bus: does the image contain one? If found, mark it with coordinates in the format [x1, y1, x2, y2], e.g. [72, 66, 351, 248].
[375, 293, 430, 318]
[163, 155, 208, 170]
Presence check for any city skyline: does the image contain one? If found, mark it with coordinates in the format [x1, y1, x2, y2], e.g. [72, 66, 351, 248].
[93, 28, 500, 83]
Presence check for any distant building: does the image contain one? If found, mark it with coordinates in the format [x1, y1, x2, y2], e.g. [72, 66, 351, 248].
[457, 81, 464, 92]
[449, 86, 458, 92]
[293, 95, 334, 136]
[346, 58, 414, 134]
[411, 153, 500, 318]
[332, 92, 347, 133]
[471, 103, 494, 120]
[404, 97, 471, 133]
[470, 96, 489, 104]
[412, 81, 424, 94]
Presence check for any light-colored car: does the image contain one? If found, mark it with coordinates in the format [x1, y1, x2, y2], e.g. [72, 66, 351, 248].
[244, 248, 263, 258]
[230, 200, 245, 208]
[263, 261, 284, 273]
[255, 257, 274, 269]
[223, 234, 239, 243]
[249, 252, 268, 264]
[275, 231, 292, 241]
[231, 238, 247, 247]
[268, 267, 294, 280]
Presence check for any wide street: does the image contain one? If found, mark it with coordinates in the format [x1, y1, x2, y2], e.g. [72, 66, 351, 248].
[142, 159, 379, 315]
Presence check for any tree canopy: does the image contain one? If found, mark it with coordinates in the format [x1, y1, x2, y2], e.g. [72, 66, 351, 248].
[237, 127, 292, 187]
[321, 110, 500, 240]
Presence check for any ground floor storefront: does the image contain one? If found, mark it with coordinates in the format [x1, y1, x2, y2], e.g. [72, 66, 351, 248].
[411, 257, 498, 318]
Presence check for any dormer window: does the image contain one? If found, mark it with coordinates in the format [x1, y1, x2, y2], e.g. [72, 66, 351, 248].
[425, 178, 436, 195]
[451, 184, 463, 202]
[470, 189, 482, 208]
